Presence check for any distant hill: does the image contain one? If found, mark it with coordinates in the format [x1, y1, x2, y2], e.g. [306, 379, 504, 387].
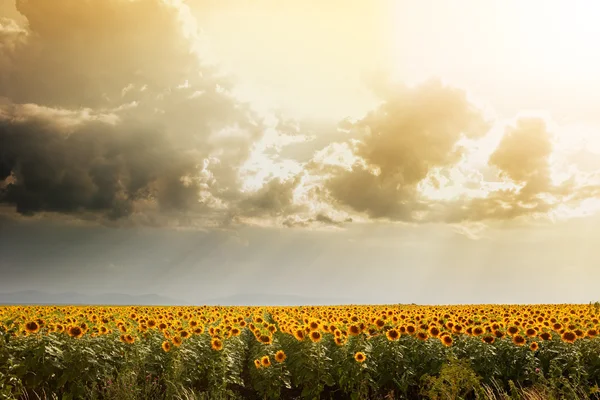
[0, 291, 357, 307]
[0, 290, 188, 306]
[202, 293, 355, 306]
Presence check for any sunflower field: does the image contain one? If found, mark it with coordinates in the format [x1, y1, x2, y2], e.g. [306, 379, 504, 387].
[2, 304, 600, 399]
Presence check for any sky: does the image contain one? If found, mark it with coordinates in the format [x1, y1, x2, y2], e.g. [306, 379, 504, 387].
[1, 0, 600, 305]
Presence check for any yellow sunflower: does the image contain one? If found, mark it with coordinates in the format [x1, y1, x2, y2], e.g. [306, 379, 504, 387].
[211, 338, 224, 351]
[261, 356, 271, 367]
[275, 350, 286, 363]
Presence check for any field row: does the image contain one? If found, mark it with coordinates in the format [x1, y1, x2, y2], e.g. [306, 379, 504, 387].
[1, 304, 600, 399]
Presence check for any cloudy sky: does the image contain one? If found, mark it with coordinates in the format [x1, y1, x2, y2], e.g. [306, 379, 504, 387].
[2, 0, 600, 305]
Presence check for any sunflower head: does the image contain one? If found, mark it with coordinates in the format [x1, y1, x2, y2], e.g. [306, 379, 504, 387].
[482, 335, 495, 344]
[275, 350, 286, 363]
[386, 329, 400, 341]
[561, 331, 577, 343]
[334, 337, 345, 346]
[525, 328, 537, 337]
[428, 326, 440, 337]
[261, 355, 271, 367]
[211, 338, 224, 351]
[259, 334, 272, 345]
[293, 329, 305, 341]
[161, 341, 171, 352]
[529, 342, 539, 351]
[441, 334, 453, 347]
[507, 326, 519, 335]
[348, 324, 361, 336]
[309, 331, 322, 343]
[25, 321, 40, 334]
[68, 326, 84, 338]
[172, 336, 183, 347]
[354, 352, 366, 363]
[512, 334, 526, 346]
[122, 334, 135, 344]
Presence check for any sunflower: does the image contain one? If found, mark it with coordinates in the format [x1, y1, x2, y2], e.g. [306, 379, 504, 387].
[161, 341, 171, 352]
[68, 326, 84, 339]
[472, 326, 483, 336]
[552, 323, 562, 331]
[309, 331, 322, 343]
[539, 332, 552, 341]
[507, 326, 519, 336]
[428, 326, 440, 337]
[406, 325, 416, 334]
[529, 342, 539, 351]
[172, 336, 183, 347]
[293, 329, 305, 341]
[334, 337, 346, 346]
[512, 334, 526, 346]
[441, 334, 453, 347]
[275, 350, 286, 363]
[386, 329, 400, 341]
[254, 359, 261, 369]
[482, 335, 495, 344]
[211, 338, 224, 351]
[587, 329, 598, 338]
[525, 328, 537, 337]
[24, 321, 40, 334]
[561, 331, 577, 343]
[416, 331, 428, 341]
[354, 352, 366, 363]
[259, 334, 272, 345]
[121, 334, 135, 344]
[348, 324, 361, 336]
[261, 356, 271, 367]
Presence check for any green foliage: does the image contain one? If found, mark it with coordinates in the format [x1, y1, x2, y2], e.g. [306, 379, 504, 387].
[420, 356, 486, 400]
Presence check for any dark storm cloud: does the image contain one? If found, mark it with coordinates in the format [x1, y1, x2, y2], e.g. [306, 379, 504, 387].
[0, 0, 279, 225]
[0, 105, 204, 218]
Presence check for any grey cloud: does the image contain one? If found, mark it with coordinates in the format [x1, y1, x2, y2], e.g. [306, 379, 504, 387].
[436, 118, 600, 223]
[235, 176, 302, 218]
[0, 0, 280, 226]
[3, 0, 198, 108]
[316, 79, 489, 221]
[0, 108, 203, 218]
